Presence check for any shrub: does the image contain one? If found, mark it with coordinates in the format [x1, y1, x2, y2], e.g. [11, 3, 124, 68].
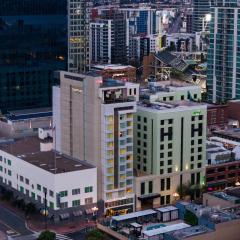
[38, 230, 56, 240]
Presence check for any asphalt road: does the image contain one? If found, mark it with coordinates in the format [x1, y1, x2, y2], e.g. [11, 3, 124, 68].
[0, 203, 33, 238]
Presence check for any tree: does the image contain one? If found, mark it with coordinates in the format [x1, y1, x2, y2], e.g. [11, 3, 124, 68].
[38, 230, 56, 240]
[25, 202, 36, 216]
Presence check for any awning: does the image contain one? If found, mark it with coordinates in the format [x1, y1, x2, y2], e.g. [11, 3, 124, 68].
[85, 209, 94, 215]
[59, 213, 70, 220]
[138, 193, 160, 201]
[73, 210, 83, 217]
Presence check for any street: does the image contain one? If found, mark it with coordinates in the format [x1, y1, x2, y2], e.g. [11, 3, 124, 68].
[0, 203, 33, 238]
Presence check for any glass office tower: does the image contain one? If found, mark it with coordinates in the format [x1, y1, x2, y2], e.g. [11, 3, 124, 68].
[207, 0, 240, 103]
[0, 0, 67, 112]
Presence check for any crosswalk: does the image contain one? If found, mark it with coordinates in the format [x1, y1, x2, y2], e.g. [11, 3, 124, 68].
[56, 233, 73, 240]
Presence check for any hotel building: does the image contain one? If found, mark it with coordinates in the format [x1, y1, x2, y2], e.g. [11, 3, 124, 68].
[53, 71, 139, 215]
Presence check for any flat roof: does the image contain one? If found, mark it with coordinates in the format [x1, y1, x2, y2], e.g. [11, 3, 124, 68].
[137, 100, 205, 112]
[156, 206, 178, 212]
[143, 223, 190, 237]
[6, 108, 52, 121]
[92, 64, 135, 70]
[0, 137, 95, 174]
[167, 225, 212, 239]
[214, 129, 240, 141]
[112, 209, 156, 222]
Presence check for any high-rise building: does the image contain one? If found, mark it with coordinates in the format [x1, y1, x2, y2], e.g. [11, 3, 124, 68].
[133, 81, 206, 209]
[53, 71, 139, 215]
[120, 7, 156, 35]
[192, 0, 213, 32]
[68, 0, 91, 72]
[0, 0, 67, 112]
[207, 0, 240, 103]
[90, 20, 112, 64]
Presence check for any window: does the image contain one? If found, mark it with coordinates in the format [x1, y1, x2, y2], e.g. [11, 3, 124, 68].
[37, 184, 41, 191]
[166, 195, 170, 204]
[43, 187, 47, 194]
[160, 169, 164, 174]
[168, 160, 172, 165]
[191, 164, 194, 169]
[161, 179, 165, 191]
[191, 148, 194, 153]
[137, 116, 141, 121]
[160, 153, 164, 158]
[137, 124, 141, 130]
[191, 156, 194, 162]
[149, 181, 153, 194]
[60, 190, 68, 197]
[198, 155, 202, 160]
[60, 202, 68, 209]
[141, 182, 145, 195]
[168, 152, 172, 157]
[143, 150, 147, 155]
[20, 176, 24, 182]
[37, 195, 41, 203]
[191, 173, 195, 185]
[166, 178, 171, 190]
[20, 186, 24, 193]
[160, 161, 164, 167]
[167, 168, 172, 173]
[25, 178, 29, 185]
[0, 166, 2, 172]
[161, 120, 164, 125]
[143, 142, 147, 148]
[198, 147, 202, 152]
[72, 200, 81, 207]
[7, 170, 11, 176]
[85, 186, 93, 193]
[49, 202, 54, 209]
[144, 117, 147, 123]
[7, 160, 11, 166]
[161, 196, 165, 205]
[72, 188, 80, 195]
[198, 139, 202, 144]
[31, 192, 35, 199]
[168, 119, 173, 124]
[85, 197, 93, 204]
[191, 140, 194, 145]
[49, 190, 54, 197]
[143, 134, 147, 139]
[160, 144, 164, 150]
[198, 163, 202, 168]
[168, 143, 172, 149]
[181, 95, 185, 100]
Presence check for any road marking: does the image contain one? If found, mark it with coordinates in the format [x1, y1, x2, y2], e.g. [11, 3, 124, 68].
[55, 233, 73, 240]
[0, 219, 20, 236]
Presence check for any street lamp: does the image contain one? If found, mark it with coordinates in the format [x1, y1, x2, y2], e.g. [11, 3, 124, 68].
[91, 206, 99, 221]
[41, 190, 48, 231]
[235, 181, 240, 186]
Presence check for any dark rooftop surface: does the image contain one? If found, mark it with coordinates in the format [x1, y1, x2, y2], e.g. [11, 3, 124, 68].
[7, 108, 52, 121]
[0, 137, 94, 174]
[213, 128, 240, 140]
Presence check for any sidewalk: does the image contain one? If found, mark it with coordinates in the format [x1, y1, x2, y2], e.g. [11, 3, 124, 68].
[0, 199, 97, 235]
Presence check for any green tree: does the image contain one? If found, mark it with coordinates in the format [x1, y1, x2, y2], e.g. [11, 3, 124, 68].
[38, 230, 56, 240]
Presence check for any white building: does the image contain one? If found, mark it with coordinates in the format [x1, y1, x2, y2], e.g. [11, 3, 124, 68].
[0, 136, 97, 218]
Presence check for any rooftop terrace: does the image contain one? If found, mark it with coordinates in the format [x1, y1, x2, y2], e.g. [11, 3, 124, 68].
[0, 137, 94, 174]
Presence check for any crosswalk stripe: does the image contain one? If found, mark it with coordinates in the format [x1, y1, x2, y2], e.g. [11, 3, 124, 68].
[55, 234, 73, 240]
